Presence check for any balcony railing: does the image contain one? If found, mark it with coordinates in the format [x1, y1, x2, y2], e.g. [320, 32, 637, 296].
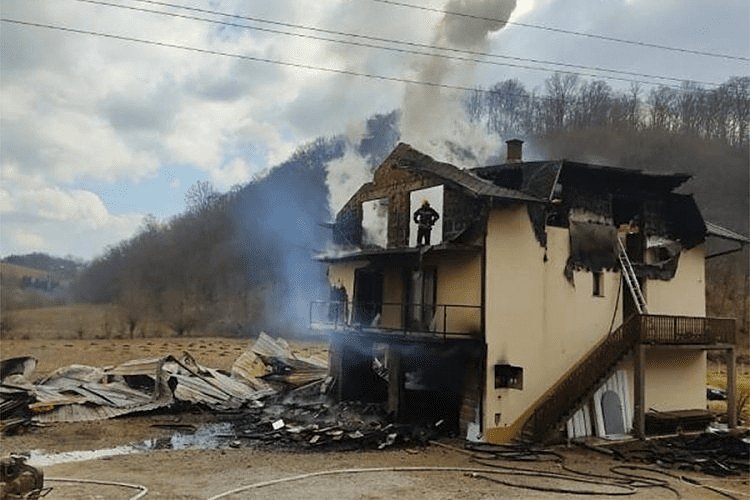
[309, 300, 482, 338]
[640, 315, 735, 345]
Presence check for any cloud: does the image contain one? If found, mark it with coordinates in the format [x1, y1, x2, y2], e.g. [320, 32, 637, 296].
[8, 229, 50, 254]
[0, 0, 746, 260]
[0, 167, 142, 259]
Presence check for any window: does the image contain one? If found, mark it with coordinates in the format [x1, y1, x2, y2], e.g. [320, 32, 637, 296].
[495, 364, 523, 389]
[593, 271, 604, 297]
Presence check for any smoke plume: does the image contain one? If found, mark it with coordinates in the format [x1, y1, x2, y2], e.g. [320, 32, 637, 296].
[401, 0, 517, 165]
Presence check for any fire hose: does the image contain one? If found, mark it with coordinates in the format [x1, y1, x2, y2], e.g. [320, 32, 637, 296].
[44, 478, 148, 500]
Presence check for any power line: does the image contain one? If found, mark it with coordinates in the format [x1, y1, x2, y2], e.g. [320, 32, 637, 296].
[68, 0, 724, 89]
[0, 18, 501, 94]
[373, 0, 749, 62]
[0, 16, 733, 102]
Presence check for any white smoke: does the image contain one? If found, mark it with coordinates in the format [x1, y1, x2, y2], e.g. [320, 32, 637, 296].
[325, 121, 373, 218]
[362, 198, 389, 247]
[401, 0, 517, 166]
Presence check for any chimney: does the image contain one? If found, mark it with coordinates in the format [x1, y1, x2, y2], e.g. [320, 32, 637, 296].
[506, 139, 523, 163]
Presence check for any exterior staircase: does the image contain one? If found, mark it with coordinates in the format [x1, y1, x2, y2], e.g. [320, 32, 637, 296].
[520, 312, 735, 443]
[521, 314, 641, 443]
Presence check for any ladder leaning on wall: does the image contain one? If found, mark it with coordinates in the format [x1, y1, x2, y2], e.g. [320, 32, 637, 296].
[617, 237, 648, 314]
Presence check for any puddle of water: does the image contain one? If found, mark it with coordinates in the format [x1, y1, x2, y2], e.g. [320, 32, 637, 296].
[26, 422, 235, 467]
[141, 422, 233, 450]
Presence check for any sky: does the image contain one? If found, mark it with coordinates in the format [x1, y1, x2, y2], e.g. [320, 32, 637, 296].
[1, 0, 748, 261]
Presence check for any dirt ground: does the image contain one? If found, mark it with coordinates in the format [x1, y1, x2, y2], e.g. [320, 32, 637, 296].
[1, 337, 748, 500]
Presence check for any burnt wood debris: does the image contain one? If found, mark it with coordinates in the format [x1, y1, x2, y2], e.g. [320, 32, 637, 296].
[0, 333, 448, 451]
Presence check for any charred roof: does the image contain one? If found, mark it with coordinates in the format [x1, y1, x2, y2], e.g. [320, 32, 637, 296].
[473, 160, 692, 200]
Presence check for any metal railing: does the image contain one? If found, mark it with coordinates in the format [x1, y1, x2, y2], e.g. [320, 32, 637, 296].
[309, 300, 482, 337]
[529, 314, 735, 442]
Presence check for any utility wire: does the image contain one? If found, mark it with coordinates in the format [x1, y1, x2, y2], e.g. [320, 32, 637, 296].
[0, 18, 505, 94]
[0, 17, 732, 100]
[72, 0, 724, 88]
[374, 0, 749, 62]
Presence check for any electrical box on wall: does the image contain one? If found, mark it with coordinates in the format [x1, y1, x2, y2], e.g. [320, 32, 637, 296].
[495, 364, 523, 390]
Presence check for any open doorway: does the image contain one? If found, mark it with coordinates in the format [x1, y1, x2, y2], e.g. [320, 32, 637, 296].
[353, 268, 383, 326]
[406, 267, 436, 331]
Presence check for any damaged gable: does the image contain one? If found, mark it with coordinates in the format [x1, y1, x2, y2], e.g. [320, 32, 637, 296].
[333, 143, 534, 249]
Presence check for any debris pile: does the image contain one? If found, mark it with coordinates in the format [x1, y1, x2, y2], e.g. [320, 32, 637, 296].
[0, 333, 317, 433]
[0, 333, 449, 450]
[619, 429, 750, 476]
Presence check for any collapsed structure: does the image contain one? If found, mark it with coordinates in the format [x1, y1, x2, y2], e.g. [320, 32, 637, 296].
[313, 140, 748, 444]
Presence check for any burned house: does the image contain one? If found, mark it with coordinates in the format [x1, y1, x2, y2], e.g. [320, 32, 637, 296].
[312, 140, 746, 444]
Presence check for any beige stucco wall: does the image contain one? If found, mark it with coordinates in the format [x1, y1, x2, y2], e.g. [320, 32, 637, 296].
[432, 252, 482, 334]
[620, 347, 707, 413]
[484, 208, 623, 442]
[644, 245, 705, 316]
[615, 247, 708, 416]
[327, 261, 367, 301]
[381, 267, 405, 328]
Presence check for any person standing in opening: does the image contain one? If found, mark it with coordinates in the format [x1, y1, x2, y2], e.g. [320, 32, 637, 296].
[414, 200, 440, 246]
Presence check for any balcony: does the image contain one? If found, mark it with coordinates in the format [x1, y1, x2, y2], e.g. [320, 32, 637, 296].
[640, 314, 735, 345]
[309, 300, 482, 341]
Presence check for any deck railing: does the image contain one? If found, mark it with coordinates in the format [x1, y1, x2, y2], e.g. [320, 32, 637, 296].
[309, 300, 482, 338]
[640, 315, 735, 345]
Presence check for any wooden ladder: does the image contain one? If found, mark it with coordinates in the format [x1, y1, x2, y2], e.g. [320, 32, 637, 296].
[617, 238, 647, 314]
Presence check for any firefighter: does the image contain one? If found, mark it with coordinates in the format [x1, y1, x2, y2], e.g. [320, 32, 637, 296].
[413, 200, 440, 246]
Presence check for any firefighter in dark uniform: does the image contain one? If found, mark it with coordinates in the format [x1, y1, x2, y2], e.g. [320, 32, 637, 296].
[413, 200, 440, 246]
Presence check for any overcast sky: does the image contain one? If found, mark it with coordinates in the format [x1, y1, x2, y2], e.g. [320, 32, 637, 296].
[1, 0, 747, 261]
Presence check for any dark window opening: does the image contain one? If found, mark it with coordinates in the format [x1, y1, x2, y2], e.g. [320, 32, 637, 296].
[495, 364, 523, 390]
[593, 271, 604, 297]
[353, 269, 383, 325]
[406, 267, 437, 331]
[612, 197, 641, 227]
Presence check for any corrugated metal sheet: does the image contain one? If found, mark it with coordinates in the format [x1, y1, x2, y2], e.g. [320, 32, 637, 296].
[33, 400, 171, 424]
[231, 349, 271, 385]
[251, 332, 292, 359]
[593, 369, 632, 438]
[7, 341, 322, 424]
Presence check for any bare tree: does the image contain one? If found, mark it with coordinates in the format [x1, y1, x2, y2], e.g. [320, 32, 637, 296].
[726, 76, 750, 145]
[544, 72, 580, 130]
[574, 80, 612, 128]
[185, 180, 219, 213]
[487, 79, 529, 137]
[648, 85, 676, 131]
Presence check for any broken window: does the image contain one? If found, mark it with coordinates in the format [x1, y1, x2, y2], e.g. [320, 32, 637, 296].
[494, 364, 523, 390]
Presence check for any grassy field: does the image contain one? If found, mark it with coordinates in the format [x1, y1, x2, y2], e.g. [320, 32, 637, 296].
[2, 304, 176, 340]
[707, 358, 750, 426]
[0, 262, 49, 287]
